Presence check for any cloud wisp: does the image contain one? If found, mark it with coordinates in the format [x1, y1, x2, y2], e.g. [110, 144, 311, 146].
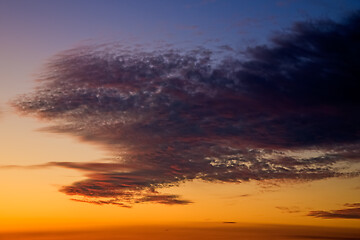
[12, 12, 360, 207]
[308, 203, 360, 219]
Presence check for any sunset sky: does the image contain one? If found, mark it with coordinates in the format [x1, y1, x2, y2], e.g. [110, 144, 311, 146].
[0, 0, 360, 239]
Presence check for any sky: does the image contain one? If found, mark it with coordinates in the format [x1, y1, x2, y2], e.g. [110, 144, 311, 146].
[0, 0, 360, 239]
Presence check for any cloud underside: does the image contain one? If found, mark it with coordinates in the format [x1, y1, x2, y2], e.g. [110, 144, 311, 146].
[308, 203, 360, 219]
[12, 12, 360, 207]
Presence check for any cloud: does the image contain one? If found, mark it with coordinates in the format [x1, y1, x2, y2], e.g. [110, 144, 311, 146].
[12, 12, 360, 207]
[276, 206, 301, 214]
[70, 198, 132, 208]
[235, 194, 251, 198]
[308, 203, 360, 219]
[136, 194, 193, 205]
[344, 203, 360, 208]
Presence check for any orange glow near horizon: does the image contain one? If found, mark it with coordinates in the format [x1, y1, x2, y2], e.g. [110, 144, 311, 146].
[0, 114, 358, 230]
[0, 111, 359, 236]
[0, 224, 359, 240]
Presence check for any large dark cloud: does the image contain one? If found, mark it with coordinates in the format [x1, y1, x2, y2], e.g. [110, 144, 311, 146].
[12, 12, 360, 207]
[308, 203, 360, 219]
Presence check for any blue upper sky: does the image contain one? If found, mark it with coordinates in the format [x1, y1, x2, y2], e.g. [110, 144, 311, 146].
[2, 0, 360, 49]
[1, 0, 360, 102]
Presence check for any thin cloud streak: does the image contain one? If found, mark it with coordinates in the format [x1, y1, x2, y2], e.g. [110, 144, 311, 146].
[12, 12, 360, 207]
[308, 203, 360, 219]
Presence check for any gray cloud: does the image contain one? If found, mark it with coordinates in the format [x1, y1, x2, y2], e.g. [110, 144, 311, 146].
[308, 203, 360, 219]
[276, 206, 301, 214]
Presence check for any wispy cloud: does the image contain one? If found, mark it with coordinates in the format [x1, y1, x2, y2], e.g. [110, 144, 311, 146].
[344, 203, 360, 208]
[308, 203, 360, 219]
[12, 12, 360, 207]
[276, 206, 301, 214]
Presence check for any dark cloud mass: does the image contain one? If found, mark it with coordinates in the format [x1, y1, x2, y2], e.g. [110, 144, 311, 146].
[12, 13, 360, 207]
[308, 203, 360, 219]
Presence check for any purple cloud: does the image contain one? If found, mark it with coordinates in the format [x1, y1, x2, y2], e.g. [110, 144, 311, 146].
[12, 12, 360, 207]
